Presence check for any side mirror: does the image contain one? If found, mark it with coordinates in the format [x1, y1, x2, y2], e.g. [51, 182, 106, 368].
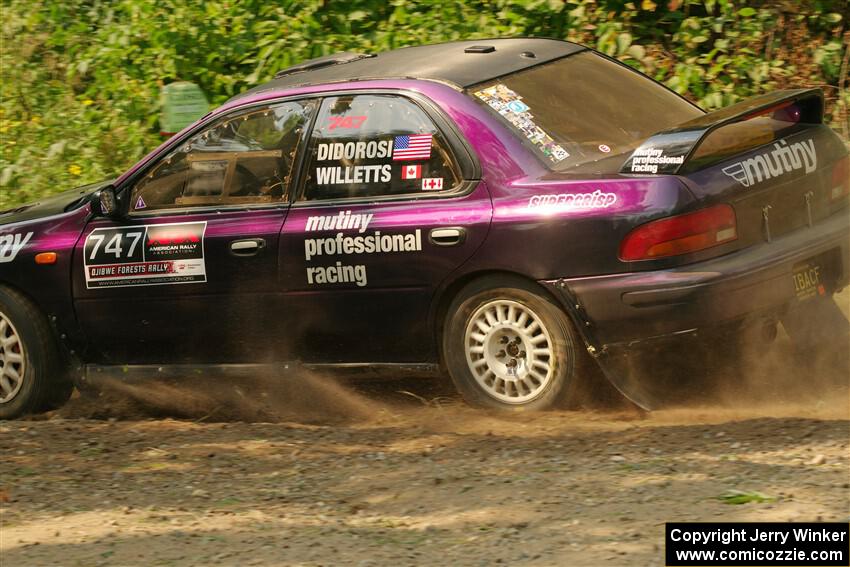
[93, 186, 120, 218]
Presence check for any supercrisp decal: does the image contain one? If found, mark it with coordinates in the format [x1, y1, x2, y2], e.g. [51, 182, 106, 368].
[0, 232, 33, 264]
[528, 190, 617, 210]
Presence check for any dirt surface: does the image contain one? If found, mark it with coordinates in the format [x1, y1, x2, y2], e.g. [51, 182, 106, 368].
[1, 296, 849, 567]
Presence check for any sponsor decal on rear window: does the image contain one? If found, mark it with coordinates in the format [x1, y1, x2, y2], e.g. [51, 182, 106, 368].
[629, 147, 685, 174]
[83, 222, 206, 289]
[0, 232, 33, 264]
[473, 84, 569, 164]
[722, 138, 816, 188]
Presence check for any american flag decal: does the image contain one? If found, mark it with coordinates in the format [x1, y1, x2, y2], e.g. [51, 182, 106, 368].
[393, 134, 432, 161]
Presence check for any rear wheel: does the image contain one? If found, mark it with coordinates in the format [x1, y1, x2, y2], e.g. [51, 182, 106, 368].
[0, 287, 70, 419]
[443, 277, 580, 410]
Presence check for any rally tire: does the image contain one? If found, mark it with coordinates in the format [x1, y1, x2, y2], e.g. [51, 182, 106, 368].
[443, 276, 580, 411]
[0, 286, 66, 419]
[38, 374, 75, 412]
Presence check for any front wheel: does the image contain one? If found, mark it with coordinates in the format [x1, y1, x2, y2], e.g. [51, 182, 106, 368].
[0, 286, 69, 419]
[443, 277, 580, 410]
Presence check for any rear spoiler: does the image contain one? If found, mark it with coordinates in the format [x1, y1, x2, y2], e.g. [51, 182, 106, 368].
[620, 88, 824, 175]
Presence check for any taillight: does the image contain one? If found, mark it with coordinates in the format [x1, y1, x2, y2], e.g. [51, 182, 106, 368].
[831, 155, 849, 201]
[619, 204, 738, 261]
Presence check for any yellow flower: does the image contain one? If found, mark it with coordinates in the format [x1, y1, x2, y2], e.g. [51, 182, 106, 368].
[30, 116, 40, 123]
[68, 164, 82, 176]
[642, 0, 657, 9]
[82, 99, 94, 106]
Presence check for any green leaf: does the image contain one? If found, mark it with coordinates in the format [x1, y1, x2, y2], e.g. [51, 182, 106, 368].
[715, 490, 775, 505]
[616, 32, 633, 54]
[738, 7, 756, 17]
[627, 44, 646, 60]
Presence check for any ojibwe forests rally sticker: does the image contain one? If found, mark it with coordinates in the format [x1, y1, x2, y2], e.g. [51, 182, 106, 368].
[83, 222, 207, 289]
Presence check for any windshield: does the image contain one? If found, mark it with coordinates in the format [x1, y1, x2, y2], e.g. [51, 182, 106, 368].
[469, 51, 703, 173]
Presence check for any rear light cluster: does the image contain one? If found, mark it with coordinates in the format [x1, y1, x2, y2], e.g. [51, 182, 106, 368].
[619, 204, 738, 261]
[831, 155, 849, 201]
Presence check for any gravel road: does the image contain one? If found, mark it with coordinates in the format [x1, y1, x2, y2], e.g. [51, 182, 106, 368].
[2, 294, 849, 567]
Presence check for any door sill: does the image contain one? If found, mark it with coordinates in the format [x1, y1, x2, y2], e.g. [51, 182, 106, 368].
[79, 362, 441, 388]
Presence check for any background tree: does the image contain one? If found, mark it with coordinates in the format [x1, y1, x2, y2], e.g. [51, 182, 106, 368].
[1, 0, 847, 208]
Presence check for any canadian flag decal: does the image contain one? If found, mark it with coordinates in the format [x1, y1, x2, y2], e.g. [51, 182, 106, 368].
[401, 164, 422, 180]
[421, 178, 444, 191]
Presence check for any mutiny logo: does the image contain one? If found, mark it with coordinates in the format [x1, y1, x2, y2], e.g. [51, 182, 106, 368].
[0, 232, 33, 264]
[722, 138, 817, 188]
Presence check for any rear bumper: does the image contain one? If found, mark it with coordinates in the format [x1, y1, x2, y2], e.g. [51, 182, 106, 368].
[542, 209, 850, 350]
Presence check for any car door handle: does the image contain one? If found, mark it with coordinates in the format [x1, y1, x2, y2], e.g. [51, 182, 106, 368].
[230, 238, 266, 256]
[429, 227, 466, 246]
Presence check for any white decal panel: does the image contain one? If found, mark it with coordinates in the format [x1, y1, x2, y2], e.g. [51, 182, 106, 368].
[630, 147, 685, 174]
[83, 222, 206, 289]
[722, 138, 816, 188]
[302, 211, 422, 288]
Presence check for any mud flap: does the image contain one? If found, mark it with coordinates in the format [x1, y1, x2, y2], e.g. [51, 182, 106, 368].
[551, 281, 680, 411]
[781, 295, 849, 348]
[587, 331, 714, 412]
[590, 349, 658, 411]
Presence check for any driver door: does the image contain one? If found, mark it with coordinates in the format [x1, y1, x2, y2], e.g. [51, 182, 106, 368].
[72, 98, 317, 364]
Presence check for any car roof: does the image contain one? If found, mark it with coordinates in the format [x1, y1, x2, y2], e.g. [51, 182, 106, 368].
[230, 38, 587, 101]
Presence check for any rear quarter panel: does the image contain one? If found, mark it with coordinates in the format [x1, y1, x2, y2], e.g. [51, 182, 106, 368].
[430, 86, 698, 280]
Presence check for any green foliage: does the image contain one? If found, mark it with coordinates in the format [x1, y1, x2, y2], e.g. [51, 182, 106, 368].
[1, 0, 848, 208]
[715, 489, 776, 505]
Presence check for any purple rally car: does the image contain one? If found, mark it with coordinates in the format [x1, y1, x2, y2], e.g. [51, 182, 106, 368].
[1, 38, 848, 418]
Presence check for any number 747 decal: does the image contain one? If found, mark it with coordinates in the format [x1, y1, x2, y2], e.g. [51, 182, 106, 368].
[327, 115, 367, 130]
[83, 221, 207, 289]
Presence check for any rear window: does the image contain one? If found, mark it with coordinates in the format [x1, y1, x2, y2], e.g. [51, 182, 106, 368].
[469, 51, 703, 173]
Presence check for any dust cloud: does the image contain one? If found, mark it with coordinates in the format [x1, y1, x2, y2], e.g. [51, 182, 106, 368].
[643, 289, 850, 420]
[48, 292, 849, 424]
[58, 367, 383, 424]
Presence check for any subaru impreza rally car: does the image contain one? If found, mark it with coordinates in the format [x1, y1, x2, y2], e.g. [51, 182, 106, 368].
[1, 38, 848, 418]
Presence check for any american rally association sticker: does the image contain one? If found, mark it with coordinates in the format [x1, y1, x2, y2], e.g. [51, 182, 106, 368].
[83, 221, 206, 289]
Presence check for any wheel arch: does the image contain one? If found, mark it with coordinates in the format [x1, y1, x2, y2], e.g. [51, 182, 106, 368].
[0, 280, 73, 365]
[431, 269, 565, 367]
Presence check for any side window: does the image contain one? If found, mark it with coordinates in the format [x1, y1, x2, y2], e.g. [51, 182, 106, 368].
[301, 94, 461, 201]
[130, 100, 317, 212]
